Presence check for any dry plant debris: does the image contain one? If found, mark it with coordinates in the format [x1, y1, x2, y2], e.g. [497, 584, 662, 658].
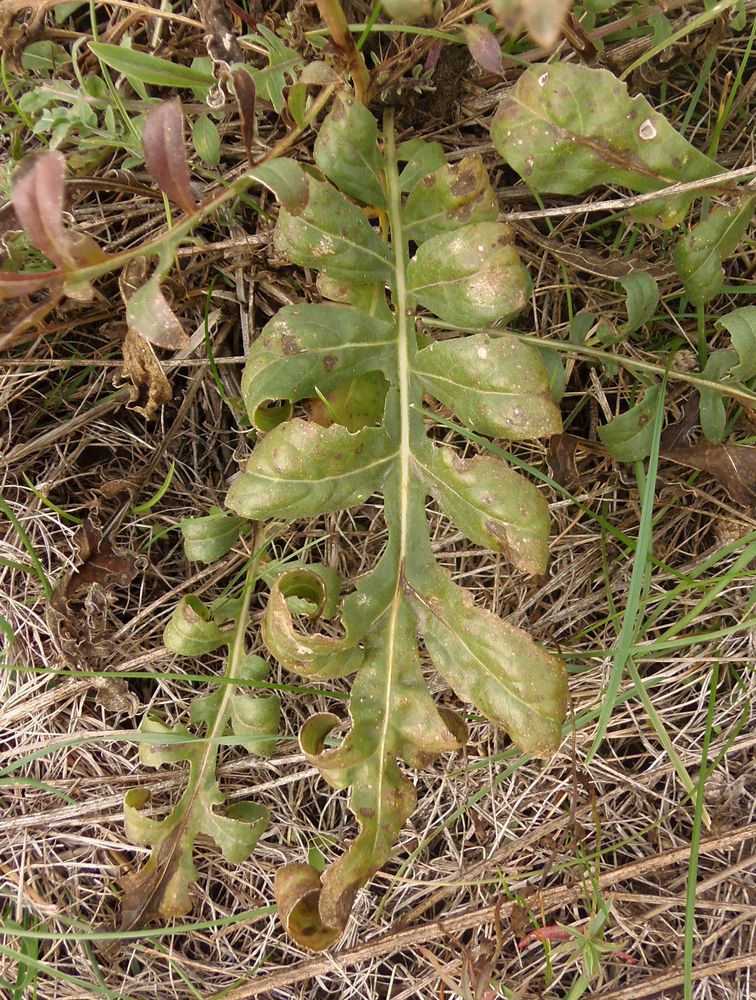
[1, 1, 755, 999]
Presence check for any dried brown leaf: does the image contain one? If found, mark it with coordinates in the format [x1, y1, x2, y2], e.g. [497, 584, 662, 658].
[118, 325, 173, 419]
[47, 514, 142, 664]
[195, 0, 241, 64]
[661, 441, 756, 507]
[118, 825, 189, 932]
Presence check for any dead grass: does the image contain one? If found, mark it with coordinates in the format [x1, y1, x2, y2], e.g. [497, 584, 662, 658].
[1, 2, 755, 998]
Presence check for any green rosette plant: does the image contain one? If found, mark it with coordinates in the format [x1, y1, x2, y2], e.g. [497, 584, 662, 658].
[226, 93, 569, 949]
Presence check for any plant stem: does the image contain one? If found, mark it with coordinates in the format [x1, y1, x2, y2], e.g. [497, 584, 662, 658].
[316, 0, 371, 102]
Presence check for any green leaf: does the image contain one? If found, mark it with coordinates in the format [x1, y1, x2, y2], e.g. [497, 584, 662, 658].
[617, 271, 659, 335]
[409, 565, 568, 757]
[120, 590, 278, 930]
[180, 508, 247, 563]
[89, 41, 216, 89]
[231, 110, 567, 949]
[416, 445, 551, 574]
[716, 306, 756, 382]
[256, 161, 392, 285]
[192, 114, 221, 167]
[55, 2, 86, 21]
[675, 196, 756, 305]
[261, 568, 363, 679]
[241, 25, 303, 114]
[397, 139, 446, 191]
[310, 371, 390, 432]
[226, 420, 396, 521]
[21, 41, 72, 73]
[413, 333, 563, 440]
[408, 222, 528, 327]
[240, 303, 394, 431]
[313, 93, 387, 208]
[163, 595, 228, 656]
[402, 154, 498, 244]
[699, 350, 737, 444]
[491, 62, 720, 227]
[598, 384, 662, 462]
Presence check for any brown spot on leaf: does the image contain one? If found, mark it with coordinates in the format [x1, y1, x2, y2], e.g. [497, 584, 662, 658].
[323, 354, 338, 371]
[281, 332, 301, 355]
[451, 166, 477, 198]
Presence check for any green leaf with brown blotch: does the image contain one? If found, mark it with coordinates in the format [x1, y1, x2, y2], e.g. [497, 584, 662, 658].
[414, 445, 551, 574]
[407, 222, 527, 327]
[279, 599, 466, 949]
[598, 384, 661, 462]
[239, 303, 394, 432]
[261, 568, 364, 679]
[119, 593, 279, 931]
[230, 108, 567, 949]
[253, 160, 391, 285]
[402, 154, 498, 244]
[313, 92, 387, 208]
[227, 420, 396, 521]
[413, 333, 562, 440]
[491, 62, 720, 227]
[407, 564, 568, 758]
[397, 138, 446, 191]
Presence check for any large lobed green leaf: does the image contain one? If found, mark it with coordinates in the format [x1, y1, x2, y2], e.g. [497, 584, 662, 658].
[231, 96, 568, 949]
[491, 62, 720, 227]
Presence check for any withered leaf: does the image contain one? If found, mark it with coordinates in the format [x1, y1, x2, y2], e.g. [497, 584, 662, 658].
[118, 824, 187, 932]
[661, 441, 756, 507]
[141, 100, 198, 215]
[462, 23, 503, 75]
[118, 324, 173, 419]
[47, 514, 142, 692]
[65, 516, 137, 594]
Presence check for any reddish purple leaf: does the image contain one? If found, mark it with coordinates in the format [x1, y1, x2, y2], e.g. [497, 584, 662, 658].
[232, 68, 256, 167]
[12, 151, 78, 270]
[142, 99, 198, 215]
[462, 24, 503, 75]
[126, 275, 189, 350]
[0, 269, 59, 301]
